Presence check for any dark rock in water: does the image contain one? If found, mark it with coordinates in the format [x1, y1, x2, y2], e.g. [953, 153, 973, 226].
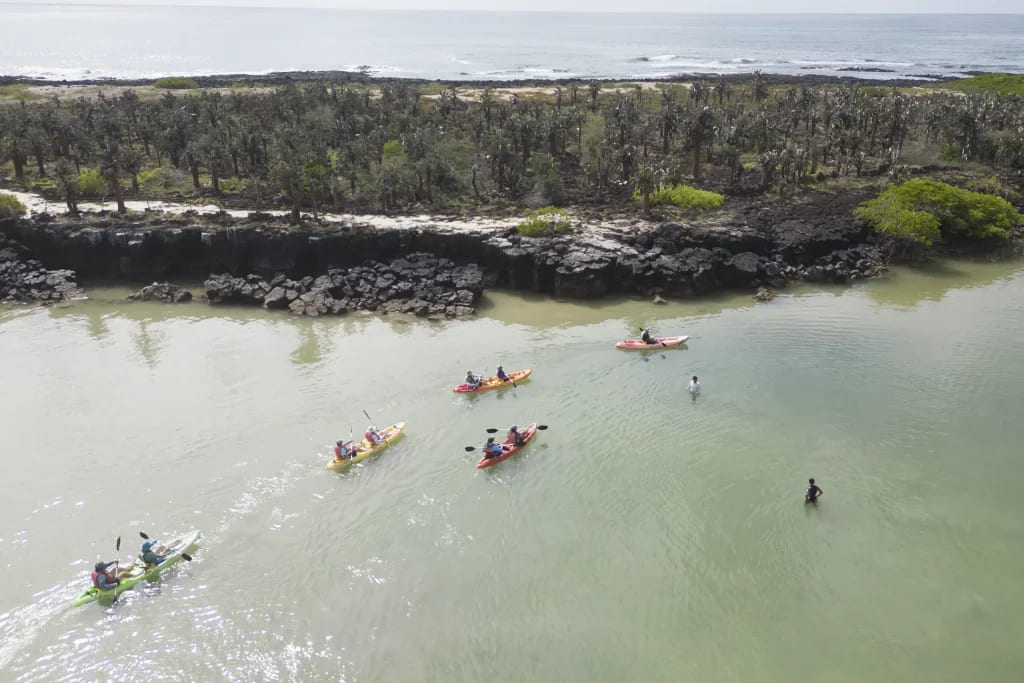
[128, 282, 192, 303]
[754, 286, 776, 302]
[204, 273, 268, 305]
[0, 233, 82, 304]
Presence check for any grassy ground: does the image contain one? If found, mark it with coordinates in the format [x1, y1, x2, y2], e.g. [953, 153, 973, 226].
[939, 74, 1024, 97]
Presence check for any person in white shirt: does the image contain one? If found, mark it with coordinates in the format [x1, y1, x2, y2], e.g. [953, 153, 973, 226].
[688, 375, 701, 396]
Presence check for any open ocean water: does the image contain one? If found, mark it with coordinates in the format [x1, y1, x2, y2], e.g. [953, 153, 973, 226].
[0, 5, 1022, 81]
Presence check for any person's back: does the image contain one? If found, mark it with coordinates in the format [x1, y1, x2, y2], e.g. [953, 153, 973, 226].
[91, 562, 119, 591]
[805, 478, 823, 503]
[334, 440, 351, 460]
[642, 329, 653, 344]
[484, 437, 503, 457]
[497, 366, 508, 381]
[507, 426, 523, 445]
[141, 540, 165, 566]
[366, 426, 383, 445]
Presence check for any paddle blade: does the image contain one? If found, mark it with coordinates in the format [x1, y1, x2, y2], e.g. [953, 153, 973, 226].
[115, 536, 121, 552]
[464, 446, 477, 452]
[139, 532, 150, 540]
[537, 425, 549, 430]
[181, 552, 193, 562]
[485, 428, 499, 433]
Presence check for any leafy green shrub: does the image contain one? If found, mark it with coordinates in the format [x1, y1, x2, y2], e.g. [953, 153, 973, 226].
[153, 77, 199, 90]
[77, 168, 106, 195]
[633, 184, 723, 211]
[941, 74, 1024, 97]
[518, 206, 571, 236]
[0, 192, 27, 217]
[855, 179, 1022, 245]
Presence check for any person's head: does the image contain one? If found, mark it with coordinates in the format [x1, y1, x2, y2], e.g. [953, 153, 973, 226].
[142, 541, 155, 552]
[466, 369, 472, 374]
[809, 477, 815, 485]
[487, 437, 495, 444]
[692, 376, 698, 382]
[497, 365, 503, 370]
[337, 440, 344, 447]
[94, 562, 106, 572]
[510, 425, 518, 432]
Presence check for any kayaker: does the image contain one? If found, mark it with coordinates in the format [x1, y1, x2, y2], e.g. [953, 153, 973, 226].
[141, 540, 168, 566]
[91, 561, 120, 591]
[366, 426, 384, 446]
[496, 365, 509, 382]
[805, 478, 823, 503]
[483, 436, 504, 459]
[688, 376, 701, 395]
[506, 425, 525, 446]
[641, 328, 657, 345]
[334, 440, 357, 460]
[465, 370, 482, 389]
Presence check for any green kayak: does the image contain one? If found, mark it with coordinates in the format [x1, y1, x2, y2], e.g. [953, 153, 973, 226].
[72, 530, 201, 607]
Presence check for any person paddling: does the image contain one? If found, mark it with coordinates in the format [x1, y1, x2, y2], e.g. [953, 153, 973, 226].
[366, 426, 385, 446]
[805, 478, 823, 503]
[688, 375, 701, 396]
[506, 425, 525, 446]
[465, 370, 482, 389]
[334, 440, 358, 461]
[641, 328, 657, 345]
[483, 436, 505, 459]
[496, 365, 509, 382]
[91, 561, 120, 591]
[141, 540, 169, 566]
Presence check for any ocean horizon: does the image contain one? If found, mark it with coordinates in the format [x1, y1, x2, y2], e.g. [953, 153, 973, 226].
[1, 5, 1023, 81]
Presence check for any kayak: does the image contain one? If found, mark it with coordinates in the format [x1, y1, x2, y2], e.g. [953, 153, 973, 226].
[72, 530, 201, 607]
[476, 423, 539, 469]
[326, 421, 406, 470]
[453, 369, 532, 393]
[616, 335, 689, 350]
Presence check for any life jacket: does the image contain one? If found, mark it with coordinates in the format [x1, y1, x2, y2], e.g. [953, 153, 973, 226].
[91, 569, 115, 590]
[334, 444, 346, 459]
[365, 431, 374, 443]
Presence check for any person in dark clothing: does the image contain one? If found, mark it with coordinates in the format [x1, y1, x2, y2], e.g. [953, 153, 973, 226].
[641, 328, 657, 345]
[506, 425, 525, 445]
[805, 478, 823, 503]
[141, 540, 168, 566]
[91, 561, 120, 591]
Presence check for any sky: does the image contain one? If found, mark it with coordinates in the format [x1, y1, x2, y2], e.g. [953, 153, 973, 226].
[4, 0, 1022, 11]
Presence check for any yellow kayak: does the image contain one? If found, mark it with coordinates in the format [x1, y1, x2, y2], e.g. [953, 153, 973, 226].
[326, 422, 405, 470]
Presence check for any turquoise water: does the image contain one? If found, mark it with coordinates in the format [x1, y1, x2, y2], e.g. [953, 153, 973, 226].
[1, 259, 1022, 681]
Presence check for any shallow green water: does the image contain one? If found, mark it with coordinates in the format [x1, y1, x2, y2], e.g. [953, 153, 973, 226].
[2, 259, 1023, 682]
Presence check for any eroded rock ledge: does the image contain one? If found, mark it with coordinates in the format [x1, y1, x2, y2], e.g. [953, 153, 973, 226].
[1, 212, 893, 313]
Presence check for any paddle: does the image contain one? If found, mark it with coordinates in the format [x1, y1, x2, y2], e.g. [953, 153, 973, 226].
[110, 535, 121, 604]
[139, 531, 192, 562]
[640, 327, 666, 348]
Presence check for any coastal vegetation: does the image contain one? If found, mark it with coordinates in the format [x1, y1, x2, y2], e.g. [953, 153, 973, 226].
[0, 74, 1021, 233]
[0, 191, 26, 217]
[518, 206, 571, 236]
[152, 77, 199, 90]
[855, 179, 1021, 247]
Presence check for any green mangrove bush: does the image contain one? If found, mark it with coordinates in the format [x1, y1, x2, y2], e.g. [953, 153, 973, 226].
[0, 191, 27, 217]
[634, 184, 724, 210]
[855, 179, 1021, 245]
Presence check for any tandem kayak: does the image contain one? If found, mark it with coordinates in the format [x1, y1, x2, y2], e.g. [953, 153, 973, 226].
[616, 335, 689, 349]
[453, 369, 532, 393]
[476, 423, 539, 469]
[72, 530, 201, 607]
[326, 421, 406, 470]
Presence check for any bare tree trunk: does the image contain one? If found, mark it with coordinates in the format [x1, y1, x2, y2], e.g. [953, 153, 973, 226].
[642, 192, 651, 218]
[110, 177, 126, 213]
[13, 153, 26, 180]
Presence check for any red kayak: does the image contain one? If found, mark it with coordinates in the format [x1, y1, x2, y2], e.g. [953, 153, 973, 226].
[616, 335, 689, 349]
[475, 423, 539, 469]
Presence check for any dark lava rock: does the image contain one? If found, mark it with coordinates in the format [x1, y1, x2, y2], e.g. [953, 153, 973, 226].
[0, 234, 82, 304]
[128, 282, 192, 303]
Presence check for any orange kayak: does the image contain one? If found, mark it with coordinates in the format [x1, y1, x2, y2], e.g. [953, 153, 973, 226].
[616, 335, 689, 349]
[476, 423, 539, 469]
[453, 369, 531, 393]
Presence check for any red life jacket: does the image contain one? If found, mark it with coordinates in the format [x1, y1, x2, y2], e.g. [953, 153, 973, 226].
[91, 569, 115, 589]
[334, 444, 348, 459]
[365, 431, 376, 443]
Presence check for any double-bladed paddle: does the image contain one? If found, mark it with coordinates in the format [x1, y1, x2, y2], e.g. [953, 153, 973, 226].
[464, 425, 549, 451]
[139, 531, 192, 562]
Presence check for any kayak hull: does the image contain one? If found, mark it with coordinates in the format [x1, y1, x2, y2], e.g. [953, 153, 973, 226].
[326, 421, 405, 470]
[453, 369, 531, 393]
[616, 335, 689, 349]
[476, 423, 539, 469]
[72, 530, 201, 607]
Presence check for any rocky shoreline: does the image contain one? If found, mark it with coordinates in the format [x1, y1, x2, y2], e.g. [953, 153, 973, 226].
[0, 208, 896, 315]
